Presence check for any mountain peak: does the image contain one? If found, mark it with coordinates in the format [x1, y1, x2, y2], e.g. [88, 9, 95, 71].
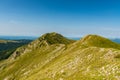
[38, 32, 75, 45]
[25, 32, 75, 49]
[80, 34, 120, 49]
[40, 32, 61, 39]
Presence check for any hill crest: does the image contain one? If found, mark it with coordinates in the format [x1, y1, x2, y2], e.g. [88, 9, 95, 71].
[79, 34, 120, 49]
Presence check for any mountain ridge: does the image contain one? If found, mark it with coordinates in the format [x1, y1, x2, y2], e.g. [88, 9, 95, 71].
[1, 32, 120, 80]
[9, 32, 75, 60]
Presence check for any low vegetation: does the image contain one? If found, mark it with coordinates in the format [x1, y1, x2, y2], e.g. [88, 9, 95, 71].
[0, 32, 120, 80]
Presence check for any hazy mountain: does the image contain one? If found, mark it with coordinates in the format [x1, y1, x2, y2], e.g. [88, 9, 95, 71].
[0, 36, 37, 40]
[111, 38, 120, 44]
[68, 37, 80, 40]
[0, 32, 120, 80]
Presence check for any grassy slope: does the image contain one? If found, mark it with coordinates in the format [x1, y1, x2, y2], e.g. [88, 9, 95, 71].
[25, 38, 120, 80]
[0, 33, 120, 80]
[79, 34, 120, 49]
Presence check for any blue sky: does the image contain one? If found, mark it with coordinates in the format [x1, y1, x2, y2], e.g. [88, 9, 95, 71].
[0, 0, 120, 38]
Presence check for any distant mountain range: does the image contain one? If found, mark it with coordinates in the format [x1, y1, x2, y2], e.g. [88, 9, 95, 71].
[111, 38, 120, 43]
[0, 36, 120, 44]
[0, 36, 37, 40]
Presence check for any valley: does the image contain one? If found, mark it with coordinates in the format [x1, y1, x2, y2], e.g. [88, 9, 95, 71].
[0, 39, 32, 60]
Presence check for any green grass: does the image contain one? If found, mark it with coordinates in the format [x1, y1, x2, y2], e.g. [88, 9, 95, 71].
[0, 33, 120, 80]
[80, 34, 120, 49]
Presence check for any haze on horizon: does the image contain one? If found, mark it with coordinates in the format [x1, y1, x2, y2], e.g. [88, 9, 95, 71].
[0, 0, 120, 38]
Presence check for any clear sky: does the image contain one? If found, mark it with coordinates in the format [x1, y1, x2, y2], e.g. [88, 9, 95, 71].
[0, 0, 120, 38]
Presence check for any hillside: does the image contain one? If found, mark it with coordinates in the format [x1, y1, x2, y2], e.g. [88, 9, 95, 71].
[0, 33, 120, 80]
[0, 39, 32, 60]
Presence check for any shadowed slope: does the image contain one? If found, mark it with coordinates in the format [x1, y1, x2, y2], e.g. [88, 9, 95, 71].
[0, 40, 32, 60]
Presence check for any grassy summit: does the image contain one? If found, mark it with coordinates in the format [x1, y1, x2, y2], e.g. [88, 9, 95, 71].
[79, 34, 120, 49]
[0, 33, 120, 80]
[38, 32, 75, 45]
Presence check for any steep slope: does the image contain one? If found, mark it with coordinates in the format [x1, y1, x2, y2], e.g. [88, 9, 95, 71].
[0, 33, 120, 80]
